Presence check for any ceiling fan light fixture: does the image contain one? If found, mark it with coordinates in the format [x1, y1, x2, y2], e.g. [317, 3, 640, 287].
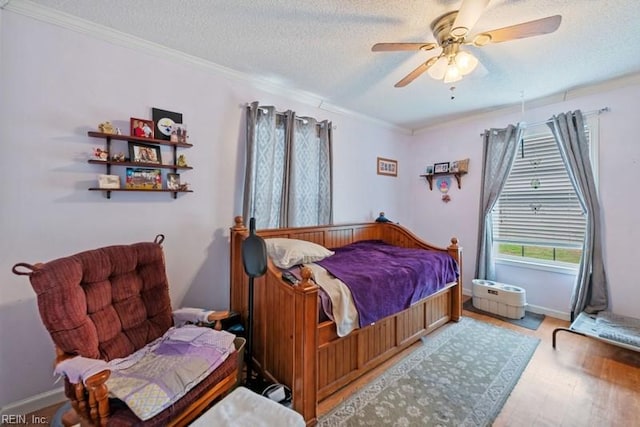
[454, 51, 479, 75]
[443, 61, 462, 83]
[427, 56, 448, 80]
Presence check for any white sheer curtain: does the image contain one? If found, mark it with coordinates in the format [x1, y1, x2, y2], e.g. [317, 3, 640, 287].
[243, 102, 333, 229]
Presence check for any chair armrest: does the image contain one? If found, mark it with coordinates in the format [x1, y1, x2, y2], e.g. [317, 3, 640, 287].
[173, 307, 233, 330]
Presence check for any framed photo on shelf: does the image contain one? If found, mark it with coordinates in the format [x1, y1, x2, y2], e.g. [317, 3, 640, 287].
[152, 108, 183, 141]
[167, 173, 180, 190]
[377, 157, 398, 177]
[434, 162, 450, 174]
[129, 142, 162, 164]
[130, 118, 154, 139]
[125, 168, 162, 190]
[425, 165, 434, 175]
[170, 124, 188, 144]
[98, 174, 120, 189]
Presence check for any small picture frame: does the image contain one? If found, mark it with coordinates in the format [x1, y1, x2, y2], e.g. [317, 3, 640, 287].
[98, 174, 120, 189]
[129, 142, 162, 164]
[125, 168, 162, 190]
[425, 165, 434, 175]
[377, 157, 398, 177]
[130, 117, 155, 139]
[167, 173, 180, 190]
[170, 124, 188, 144]
[434, 162, 450, 174]
[450, 161, 459, 173]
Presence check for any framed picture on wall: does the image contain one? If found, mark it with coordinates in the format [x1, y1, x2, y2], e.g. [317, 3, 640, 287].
[377, 157, 398, 177]
[434, 162, 449, 174]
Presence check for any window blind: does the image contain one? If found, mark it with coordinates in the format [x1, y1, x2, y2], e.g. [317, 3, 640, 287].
[493, 129, 589, 248]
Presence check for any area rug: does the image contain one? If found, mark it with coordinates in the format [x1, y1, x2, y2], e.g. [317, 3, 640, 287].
[463, 299, 545, 330]
[318, 317, 539, 427]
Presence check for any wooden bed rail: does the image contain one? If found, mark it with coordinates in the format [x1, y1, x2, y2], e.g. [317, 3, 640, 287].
[229, 216, 463, 425]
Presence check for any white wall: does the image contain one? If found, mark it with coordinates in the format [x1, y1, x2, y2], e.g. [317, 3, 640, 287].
[0, 11, 410, 407]
[406, 77, 640, 320]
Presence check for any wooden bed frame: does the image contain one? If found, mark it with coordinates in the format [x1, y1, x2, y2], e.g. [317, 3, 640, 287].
[229, 217, 463, 425]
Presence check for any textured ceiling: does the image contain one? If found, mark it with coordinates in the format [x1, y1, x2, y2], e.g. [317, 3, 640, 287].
[12, 0, 640, 131]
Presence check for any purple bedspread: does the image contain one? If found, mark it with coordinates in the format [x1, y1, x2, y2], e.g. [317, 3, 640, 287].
[315, 240, 459, 327]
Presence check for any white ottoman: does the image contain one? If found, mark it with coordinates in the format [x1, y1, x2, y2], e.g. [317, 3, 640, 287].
[190, 386, 305, 427]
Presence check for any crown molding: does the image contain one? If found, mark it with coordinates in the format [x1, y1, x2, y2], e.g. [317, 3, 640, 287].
[5, 0, 410, 135]
[411, 72, 640, 135]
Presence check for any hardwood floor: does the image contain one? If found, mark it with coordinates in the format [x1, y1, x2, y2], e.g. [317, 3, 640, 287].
[11, 304, 640, 426]
[319, 303, 640, 427]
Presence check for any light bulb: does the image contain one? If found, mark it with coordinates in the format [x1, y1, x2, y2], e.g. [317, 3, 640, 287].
[444, 62, 462, 84]
[454, 51, 478, 75]
[427, 56, 448, 80]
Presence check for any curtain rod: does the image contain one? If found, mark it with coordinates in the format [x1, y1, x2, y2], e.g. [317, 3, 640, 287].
[480, 107, 610, 137]
[254, 106, 335, 128]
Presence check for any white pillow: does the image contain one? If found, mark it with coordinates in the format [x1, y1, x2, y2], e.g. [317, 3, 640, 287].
[265, 238, 334, 269]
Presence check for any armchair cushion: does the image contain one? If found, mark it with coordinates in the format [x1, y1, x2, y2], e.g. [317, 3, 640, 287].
[28, 242, 173, 360]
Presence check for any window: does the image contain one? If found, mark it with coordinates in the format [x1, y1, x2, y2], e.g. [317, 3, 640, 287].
[244, 104, 333, 229]
[493, 117, 597, 266]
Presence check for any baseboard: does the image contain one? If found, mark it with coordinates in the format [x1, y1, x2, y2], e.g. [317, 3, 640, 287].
[0, 387, 66, 419]
[463, 287, 571, 321]
[525, 304, 571, 321]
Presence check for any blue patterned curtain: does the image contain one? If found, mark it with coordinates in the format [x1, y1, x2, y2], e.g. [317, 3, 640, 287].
[243, 102, 333, 229]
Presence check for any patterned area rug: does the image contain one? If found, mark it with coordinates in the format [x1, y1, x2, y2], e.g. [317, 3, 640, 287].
[319, 317, 539, 427]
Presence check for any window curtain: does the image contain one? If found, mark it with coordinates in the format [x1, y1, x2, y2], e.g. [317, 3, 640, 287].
[547, 110, 608, 317]
[243, 101, 333, 229]
[475, 124, 524, 280]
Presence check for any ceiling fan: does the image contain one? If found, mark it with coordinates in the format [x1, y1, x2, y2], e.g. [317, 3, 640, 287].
[372, 0, 561, 87]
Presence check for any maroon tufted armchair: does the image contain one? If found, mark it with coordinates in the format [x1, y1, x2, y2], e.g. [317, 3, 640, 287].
[13, 236, 239, 427]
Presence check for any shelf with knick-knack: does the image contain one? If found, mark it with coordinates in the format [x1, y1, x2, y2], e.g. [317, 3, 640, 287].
[87, 128, 193, 199]
[420, 158, 469, 190]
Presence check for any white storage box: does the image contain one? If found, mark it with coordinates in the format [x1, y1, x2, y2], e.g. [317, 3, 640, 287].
[472, 279, 527, 319]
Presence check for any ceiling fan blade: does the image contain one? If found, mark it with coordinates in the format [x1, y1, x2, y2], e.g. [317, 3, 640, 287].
[394, 56, 440, 87]
[472, 15, 562, 46]
[372, 42, 437, 52]
[451, 0, 490, 38]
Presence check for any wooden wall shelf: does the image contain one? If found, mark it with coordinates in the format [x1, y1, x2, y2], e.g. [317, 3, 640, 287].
[420, 172, 467, 190]
[88, 130, 193, 199]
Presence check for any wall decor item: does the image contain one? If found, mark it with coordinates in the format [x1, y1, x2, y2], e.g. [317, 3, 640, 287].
[167, 173, 180, 190]
[152, 108, 183, 141]
[450, 161, 459, 173]
[97, 121, 115, 134]
[129, 142, 162, 164]
[436, 176, 451, 193]
[170, 124, 188, 144]
[434, 162, 449, 174]
[377, 157, 398, 177]
[93, 148, 109, 161]
[425, 165, 434, 175]
[98, 174, 120, 189]
[130, 118, 154, 138]
[125, 168, 162, 189]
